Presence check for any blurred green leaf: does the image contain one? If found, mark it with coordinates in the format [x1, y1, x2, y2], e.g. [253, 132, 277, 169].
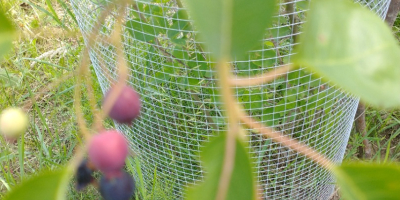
[0, 10, 15, 61]
[4, 168, 70, 200]
[185, 134, 257, 200]
[126, 20, 156, 42]
[270, 26, 291, 38]
[296, 0, 309, 10]
[0, 69, 21, 87]
[172, 46, 189, 60]
[293, 0, 400, 109]
[182, 0, 276, 60]
[334, 163, 400, 200]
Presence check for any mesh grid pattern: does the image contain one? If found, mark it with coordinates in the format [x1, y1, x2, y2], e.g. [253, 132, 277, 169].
[70, 0, 391, 199]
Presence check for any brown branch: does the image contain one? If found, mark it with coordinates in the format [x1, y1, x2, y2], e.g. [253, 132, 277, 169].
[285, 0, 299, 43]
[385, 0, 400, 27]
[355, 103, 372, 159]
[352, 1, 400, 159]
[230, 64, 292, 86]
[271, 39, 284, 65]
[133, 3, 148, 23]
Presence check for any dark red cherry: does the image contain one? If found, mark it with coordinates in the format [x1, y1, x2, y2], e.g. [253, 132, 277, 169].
[103, 85, 141, 124]
[88, 130, 128, 173]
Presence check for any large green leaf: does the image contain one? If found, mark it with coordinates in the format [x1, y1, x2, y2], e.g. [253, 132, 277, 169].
[184, 134, 257, 200]
[4, 168, 71, 200]
[293, 0, 400, 109]
[182, 0, 276, 60]
[0, 10, 15, 61]
[334, 163, 400, 200]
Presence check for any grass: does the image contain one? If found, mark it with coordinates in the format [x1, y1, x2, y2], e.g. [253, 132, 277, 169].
[1, 0, 400, 199]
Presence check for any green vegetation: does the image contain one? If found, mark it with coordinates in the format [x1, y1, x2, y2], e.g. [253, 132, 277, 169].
[1, 0, 400, 199]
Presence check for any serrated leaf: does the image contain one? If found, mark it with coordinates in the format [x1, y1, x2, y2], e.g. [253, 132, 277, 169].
[182, 0, 276, 60]
[184, 134, 257, 200]
[0, 10, 15, 61]
[293, 0, 400, 109]
[4, 168, 70, 200]
[334, 163, 400, 200]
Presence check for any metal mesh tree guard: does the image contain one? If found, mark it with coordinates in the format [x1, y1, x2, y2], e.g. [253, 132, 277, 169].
[70, 0, 391, 199]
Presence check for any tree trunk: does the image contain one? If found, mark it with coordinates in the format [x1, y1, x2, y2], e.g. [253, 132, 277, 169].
[386, 0, 400, 27]
[355, 0, 400, 159]
[355, 103, 372, 159]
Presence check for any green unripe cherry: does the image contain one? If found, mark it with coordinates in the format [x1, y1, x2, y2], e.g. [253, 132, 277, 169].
[0, 107, 28, 140]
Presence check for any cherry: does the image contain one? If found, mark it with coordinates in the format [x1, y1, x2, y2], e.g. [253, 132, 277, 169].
[88, 130, 128, 173]
[0, 107, 28, 141]
[75, 159, 95, 190]
[99, 170, 136, 200]
[103, 85, 141, 124]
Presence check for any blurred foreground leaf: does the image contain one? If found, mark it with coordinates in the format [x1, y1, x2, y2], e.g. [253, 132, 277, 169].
[184, 134, 257, 200]
[294, 0, 400, 109]
[0, 10, 15, 61]
[334, 163, 400, 200]
[182, 0, 276, 60]
[4, 168, 70, 200]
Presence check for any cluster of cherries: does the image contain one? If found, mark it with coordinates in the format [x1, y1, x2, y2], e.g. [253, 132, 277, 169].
[75, 84, 141, 200]
[0, 84, 141, 200]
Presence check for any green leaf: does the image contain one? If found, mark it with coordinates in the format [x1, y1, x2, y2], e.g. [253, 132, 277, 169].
[0, 10, 15, 61]
[4, 168, 70, 200]
[296, 0, 309, 10]
[172, 46, 189, 60]
[182, 0, 276, 60]
[126, 20, 156, 42]
[270, 26, 291, 38]
[334, 163, 400, 200]
[184, 134, 257, 200]
[168, 10, 191, 40]
[293, 0, 400, 109]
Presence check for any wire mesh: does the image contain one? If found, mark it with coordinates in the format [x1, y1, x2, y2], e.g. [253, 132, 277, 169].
[70, 0, 391, 199]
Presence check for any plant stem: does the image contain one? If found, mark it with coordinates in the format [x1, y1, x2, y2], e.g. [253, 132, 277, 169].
[93, 4, 130, 130]
[230, 64, 292, 87]
[215, 60, 239, 200]
[239, 109, 334, 170]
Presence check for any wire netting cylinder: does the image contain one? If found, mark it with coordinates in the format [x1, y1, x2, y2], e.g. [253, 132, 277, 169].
[70, 0, 390, 199]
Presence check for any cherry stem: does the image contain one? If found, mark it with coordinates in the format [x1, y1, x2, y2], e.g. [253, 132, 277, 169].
[230, 64, 292, 87]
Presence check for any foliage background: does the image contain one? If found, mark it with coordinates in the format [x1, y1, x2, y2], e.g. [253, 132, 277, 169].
[1, 0, 400, 199]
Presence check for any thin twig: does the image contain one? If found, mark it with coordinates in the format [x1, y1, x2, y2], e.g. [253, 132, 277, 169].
[230, 64, 292, 87]
[239, 110, 333, 170]
[73, 0, 124, 139]
[94, 2, 131, 129]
